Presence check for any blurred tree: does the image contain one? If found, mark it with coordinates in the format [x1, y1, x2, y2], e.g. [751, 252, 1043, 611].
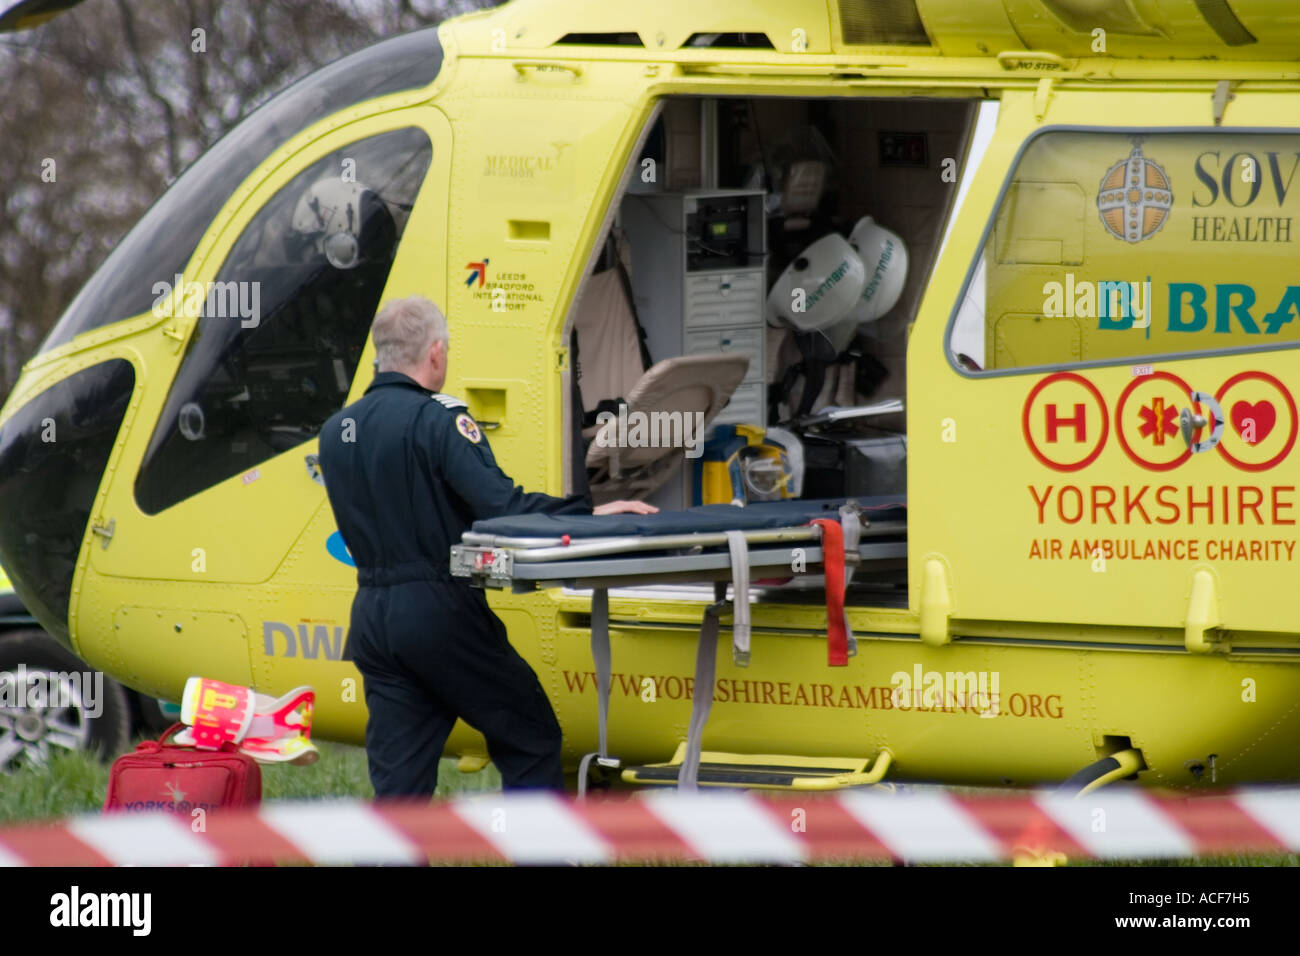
[0, 0, 494, 395]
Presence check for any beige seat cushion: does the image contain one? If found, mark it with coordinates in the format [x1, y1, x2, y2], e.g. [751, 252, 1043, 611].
[586, 353, 749, 500]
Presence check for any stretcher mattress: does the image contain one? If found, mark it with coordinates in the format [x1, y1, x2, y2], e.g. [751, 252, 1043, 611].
[469, 496, 905, 539]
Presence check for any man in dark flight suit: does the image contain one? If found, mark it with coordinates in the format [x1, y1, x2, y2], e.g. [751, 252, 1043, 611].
[320, 295, 654, 798]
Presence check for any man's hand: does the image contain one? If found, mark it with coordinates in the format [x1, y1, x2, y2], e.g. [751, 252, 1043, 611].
[593, 499, 659, 516]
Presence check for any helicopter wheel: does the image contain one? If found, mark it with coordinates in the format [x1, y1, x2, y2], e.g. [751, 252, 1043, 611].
[0, 630, 131, 775]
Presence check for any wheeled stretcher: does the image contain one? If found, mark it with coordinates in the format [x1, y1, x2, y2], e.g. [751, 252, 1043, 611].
[450, 497, 906, 792]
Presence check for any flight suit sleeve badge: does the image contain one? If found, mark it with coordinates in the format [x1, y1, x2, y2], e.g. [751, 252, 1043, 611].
[455, 412, 482, 444]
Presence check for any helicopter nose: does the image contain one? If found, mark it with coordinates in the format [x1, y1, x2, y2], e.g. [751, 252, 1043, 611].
[0, 359, 135, 651]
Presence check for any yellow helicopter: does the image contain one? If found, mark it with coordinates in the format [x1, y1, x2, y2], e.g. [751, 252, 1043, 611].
[2, 0, 1299, 794]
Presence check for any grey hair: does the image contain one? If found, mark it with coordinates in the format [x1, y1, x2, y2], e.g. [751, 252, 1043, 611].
[372, 296, 449, 372]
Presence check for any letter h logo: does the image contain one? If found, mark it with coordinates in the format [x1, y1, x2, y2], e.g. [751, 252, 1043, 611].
[1045, 403, 1087, 443]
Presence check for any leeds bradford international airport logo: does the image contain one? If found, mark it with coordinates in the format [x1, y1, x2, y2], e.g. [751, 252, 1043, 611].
[1098, 139, 1174, 243]
[465, 258, 489, 287]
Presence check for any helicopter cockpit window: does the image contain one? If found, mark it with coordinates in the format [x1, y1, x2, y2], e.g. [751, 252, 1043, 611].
[38, 27, 443, 355]
[134, 127, 432, 515]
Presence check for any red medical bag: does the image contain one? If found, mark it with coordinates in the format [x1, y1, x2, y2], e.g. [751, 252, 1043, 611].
[103, 723, 262, 814]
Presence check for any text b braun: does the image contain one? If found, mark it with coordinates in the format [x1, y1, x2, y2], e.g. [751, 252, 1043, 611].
[1042, 273, 1300, 335]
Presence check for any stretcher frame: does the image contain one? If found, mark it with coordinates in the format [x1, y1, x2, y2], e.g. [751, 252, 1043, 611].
[451, 504, 902, 793]
[450, 520, 906, 591]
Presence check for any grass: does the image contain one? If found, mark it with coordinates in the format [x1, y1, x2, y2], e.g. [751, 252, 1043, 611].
[0, 747, 109, 825]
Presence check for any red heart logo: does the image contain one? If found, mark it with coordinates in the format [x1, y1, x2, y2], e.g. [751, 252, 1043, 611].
[1231, 400, 1275, 444]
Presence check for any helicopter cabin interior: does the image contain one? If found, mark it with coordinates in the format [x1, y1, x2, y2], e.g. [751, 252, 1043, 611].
[563, 93, 982, 600]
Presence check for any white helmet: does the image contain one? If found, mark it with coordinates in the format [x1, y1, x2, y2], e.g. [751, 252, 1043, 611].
[766, 233, 866, 331]
[846, 217, 908, 323]
[291, 179, 393, 270]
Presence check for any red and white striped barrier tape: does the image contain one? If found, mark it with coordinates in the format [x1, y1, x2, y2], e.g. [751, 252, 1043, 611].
[1, 789, 1298, 866]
